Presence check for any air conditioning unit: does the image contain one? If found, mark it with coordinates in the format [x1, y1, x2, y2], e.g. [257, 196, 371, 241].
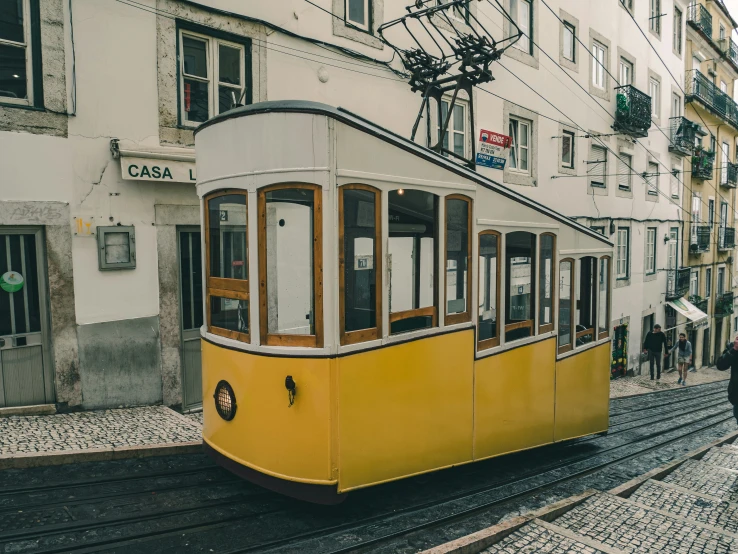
[728, 256, 734, 264]
[690, 243, 699, 253]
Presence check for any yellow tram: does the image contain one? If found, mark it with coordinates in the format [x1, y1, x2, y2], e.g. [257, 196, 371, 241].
[194, 101, 613, 504]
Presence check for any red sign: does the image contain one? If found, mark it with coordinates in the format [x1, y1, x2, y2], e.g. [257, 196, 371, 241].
[479, 129, 511, 148]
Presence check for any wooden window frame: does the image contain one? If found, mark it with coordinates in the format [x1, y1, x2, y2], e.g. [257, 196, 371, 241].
[205, 190, 250, 343]
[339, 184, 382, 346]
[504, 231, 536, 342]
[444, 194, 473, 326]
[575, 256, 597, 346]
[258, 183, 324, 348]
[598, 255, 611, 340]
[538, 233, 557, 335]
[558, 257, 575, 355]
[477, 230, 501, 351]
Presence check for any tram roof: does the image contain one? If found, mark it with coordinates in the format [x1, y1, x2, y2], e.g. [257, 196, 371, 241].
[195, 100, 612, 246]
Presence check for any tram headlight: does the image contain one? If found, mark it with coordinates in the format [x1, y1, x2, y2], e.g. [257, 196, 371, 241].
[214, 380, 237, 421]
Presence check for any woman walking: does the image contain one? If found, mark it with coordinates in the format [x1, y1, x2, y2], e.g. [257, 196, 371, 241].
[668, 332, 692, 386]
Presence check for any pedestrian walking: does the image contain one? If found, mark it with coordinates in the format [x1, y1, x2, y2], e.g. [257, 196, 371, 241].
[716, 335, 738, 425]
[642, 324, 668, 380]
[668, 332, 692, 386]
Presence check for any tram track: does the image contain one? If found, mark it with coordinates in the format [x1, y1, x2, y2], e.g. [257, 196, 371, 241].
[0, 382, 732, 554]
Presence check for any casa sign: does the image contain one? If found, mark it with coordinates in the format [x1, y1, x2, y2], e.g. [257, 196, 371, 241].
[120, 157, 197, 184]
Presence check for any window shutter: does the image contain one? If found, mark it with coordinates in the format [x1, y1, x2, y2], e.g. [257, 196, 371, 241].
[670, 170, 679, 198]
[647, 161, 659, 194]
[618, 154, 630, 190]
[589, 145, 606, 186]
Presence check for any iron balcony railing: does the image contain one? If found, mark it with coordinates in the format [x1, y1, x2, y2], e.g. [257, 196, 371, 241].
[722, 162, 738, 187]
[715, 291, 734, 318]
[666, 267, 691, 300]
[687, 3, 713, 39]
[689, 295, 708, 313]
[613, 84, 652, 137]
[691, 146, 715, 180]
[690, 225, 711, 253]
[719, 226, 735, 250]
[717, 37, 738, 68]
[686, 70, 738, 129]
[668, 116, 698, 157]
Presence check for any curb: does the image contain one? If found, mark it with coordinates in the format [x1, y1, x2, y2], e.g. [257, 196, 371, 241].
[610, 377, 729, 399]
[0, 441, 203, 470]
[0, 404, 56, 418]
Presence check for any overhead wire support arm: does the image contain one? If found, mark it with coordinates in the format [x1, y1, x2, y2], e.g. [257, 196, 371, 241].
[378, 0, 521, 168]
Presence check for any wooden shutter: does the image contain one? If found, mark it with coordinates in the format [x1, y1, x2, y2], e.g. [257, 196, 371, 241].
[589, 144, 606, 187]
[618, 154, 631, 190]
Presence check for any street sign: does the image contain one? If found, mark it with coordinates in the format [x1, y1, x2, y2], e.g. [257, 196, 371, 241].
[476, 129, 511, 169]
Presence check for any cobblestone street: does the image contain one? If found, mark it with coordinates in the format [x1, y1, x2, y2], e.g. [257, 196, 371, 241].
[610, 366, 730, 398]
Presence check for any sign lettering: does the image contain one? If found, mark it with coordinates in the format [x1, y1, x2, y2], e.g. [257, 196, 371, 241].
[121, 157, 197, 184]
[476, 129, 511, 170]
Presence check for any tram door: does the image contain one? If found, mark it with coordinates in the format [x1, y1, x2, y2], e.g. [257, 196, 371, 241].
[178, 227, 203, 411]
[0, 229, 53, 407]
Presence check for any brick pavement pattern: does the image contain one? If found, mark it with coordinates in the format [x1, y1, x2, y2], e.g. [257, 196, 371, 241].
[610, 366, 729, 398]
[0, 406, 201, 455]
[663, 459, 738, 503]
[483, 521, 611, 554]
[701, 445, 738, 471]
[184, 411, 204, 425]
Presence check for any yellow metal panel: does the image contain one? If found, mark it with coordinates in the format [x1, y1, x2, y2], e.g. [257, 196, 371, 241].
[554, 342, 611, 442]
[473, 338, 556, 460]
[337, 330, 474, 491]
[201, 340, 334, 483]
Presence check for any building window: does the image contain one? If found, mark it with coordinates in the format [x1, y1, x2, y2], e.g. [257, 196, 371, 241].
[649, 78, 660, 118]
[616, 227, 629, 279]
[645, 227, 657, 275]
[619, 58, 633, 86]
[650, 0, 661, 34]
[0, 0, 33, 105]
[620, 0, 633, 9]
[258, 184, 323, 347]
[589, 144, 607, 188]
[561, 130, 575, 169]
[509, 116, 531, 174]
[558, 258, 574, 354]
[672, 93, 681, 118]
[180, 30, 248, 126]
[388, 189, 438, 334]
[689, 269, 698, 297]
[721, 81, 728, 94]
[673, 6, 682, 53]
[478, 231, 501, 350]
[576, 257, 597, 346]
[618, 153, 632, 191]
[205, 192, 249, 343]
[709, 199, 715, 226]
[505, 231, 536, 342]
[539, 233, 556, 334]
[647, 161, 659, 195]
[563, 22, 575, 62]
[670, 168, 680, 198]
[718, 267, 725, 295]
[445, 195, 472, 325]
[598, 256, 610, 339]
[438, 98, 468, 159]
[592, 41, 606, 89]
[591, 226, 606, 235]
[339, 185, 381, 346]
[720, 24, 726, 41]
[722, 141, 730, 185]
[511, 0, 532, 54]
[438, 0, 469, 22]
[346, 0, 370, 31]
[706, 267, 712, 298]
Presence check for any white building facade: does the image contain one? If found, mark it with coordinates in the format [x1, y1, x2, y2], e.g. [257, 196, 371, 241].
[0, 0, 704, 411]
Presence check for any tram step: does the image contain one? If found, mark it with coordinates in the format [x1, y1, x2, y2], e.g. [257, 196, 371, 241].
[701, 445, 738, 471]
[482, 519, 623, 554]
[662, 459, 738, 503]
[628, 479, 738, 534]
[553, 491, 738, 552]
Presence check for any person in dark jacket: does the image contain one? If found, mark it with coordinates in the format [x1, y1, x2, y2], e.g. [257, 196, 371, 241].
[716, 334, 738, 425]
[643, 324, 668, 380]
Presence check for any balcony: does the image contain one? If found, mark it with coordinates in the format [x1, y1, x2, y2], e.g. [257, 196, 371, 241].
[613, 85, 652, 138]
[719, 226, 735, 250]
[666, 267, 691, 300]
[687, 3, 713, 40]
[690, 225, 711, 253]
[721, 162, 738, 188]
[686, 70, 738, 129]
[691, 146, 715, 180]
[668, 117, 699, 157]
[689, 295, 708, 313]
[715, 291, 734, 318]
[717, 37, 738, 69]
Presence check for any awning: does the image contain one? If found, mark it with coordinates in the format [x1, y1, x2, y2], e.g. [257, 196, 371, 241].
[111, 139, 196, 184]
[667, 297, 709, 327]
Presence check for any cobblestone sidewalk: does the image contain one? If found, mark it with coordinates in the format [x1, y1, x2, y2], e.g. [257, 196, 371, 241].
[610, 365, 729, 398]
[0, 406, 202, 457]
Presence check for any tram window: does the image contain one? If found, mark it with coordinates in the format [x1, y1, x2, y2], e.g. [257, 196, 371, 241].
[388, 189, 438, 335]
[478, 231, 500, 350]
[576, 256, 597, 346]
[558, 258, 574, 354]
[598, 256, 611, 339]
[505, 231, 536, 342]
[206, 192, 250, 343]
[445, 195, 472, 325]
[258, 185, 323, 348]
[538, 233, 556, 334]
[339, 185, 382, 345]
